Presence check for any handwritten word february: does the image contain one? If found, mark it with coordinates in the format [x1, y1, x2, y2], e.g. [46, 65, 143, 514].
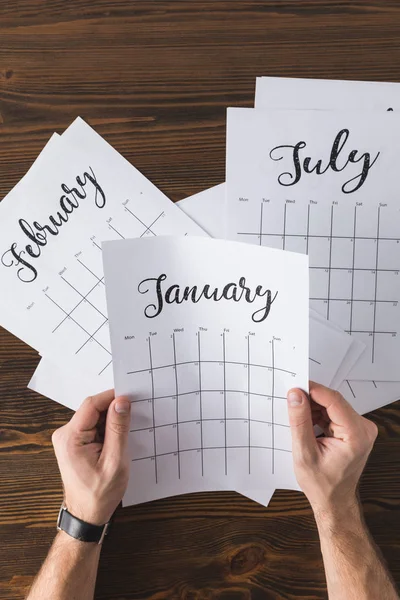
[138, 274, 278, 323]
[269, 128, 380, 194]
[1, 167, 106, 283]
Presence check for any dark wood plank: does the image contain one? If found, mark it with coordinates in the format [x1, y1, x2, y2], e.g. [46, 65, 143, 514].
[1, 2, 400, 598]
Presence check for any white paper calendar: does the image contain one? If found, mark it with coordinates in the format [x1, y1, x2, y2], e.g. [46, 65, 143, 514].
[102, 236, 309, 506]
[0, 118, 206, 391]
[255, 76, 400, 111]
[226, 107, 400, 381]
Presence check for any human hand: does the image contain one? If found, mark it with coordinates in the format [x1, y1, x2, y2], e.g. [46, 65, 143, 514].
[287, 382, 378, 521]
[52, 389, 131, 525]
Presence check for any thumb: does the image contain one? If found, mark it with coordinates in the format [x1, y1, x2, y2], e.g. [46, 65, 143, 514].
[287, 388, 317, 461]
[102, 396, 131, 460]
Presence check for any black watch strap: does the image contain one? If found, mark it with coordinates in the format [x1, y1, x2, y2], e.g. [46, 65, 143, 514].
[57, 504, 110, 544]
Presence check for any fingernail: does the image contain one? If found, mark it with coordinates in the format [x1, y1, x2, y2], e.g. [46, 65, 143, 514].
[115, 400, 130, 414]
[288, 391, 303, 406]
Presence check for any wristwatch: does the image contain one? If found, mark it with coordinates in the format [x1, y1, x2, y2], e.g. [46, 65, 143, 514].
[57, 504, 111, 545]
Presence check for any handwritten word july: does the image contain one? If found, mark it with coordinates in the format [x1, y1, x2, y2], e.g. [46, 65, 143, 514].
[1, 168, 106, 283]
[138, 274, 278, 323]
[269, 129, 380, 194]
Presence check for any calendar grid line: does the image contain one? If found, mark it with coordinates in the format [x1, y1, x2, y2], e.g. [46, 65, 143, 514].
[98, 359, 112, 376]
[372, 206, 381, 363]
[283, 203, 287, 250]
[128, 359, 295, 377]
[306, 204, 310, 254]
[311, 298, 396, 304]
[247, 334, 251, 474]
[346, 380, 356, 398]
[75, 318, 108, 355]
[310, 357, 322, 365]
[271, 338, 275, 474]
[108, 223, 125, 239]
[197, 332, 204, 476]
[344, 330, 396, 334]
[124, 206, 163, 237]
[46, 292, 111, 355]
[237, 232, 400, 242]
[311, 266, 398, 272]
[140, 212, 165, 237]
[61, 275, 107, 319]
[259, 202, 263, 246]
[172, 333, 181, 479]
[51, 278, 104, 333]
[222, 331, 228, 475]
[148, 336, 158, 484]
[131, 416, 290, 434]
[132, 445, 292, 463]
[91, 239, 102, 251]
[76, 258, 105, 285]
[131, 389, 287, 404]
[326, 204, 334, 320]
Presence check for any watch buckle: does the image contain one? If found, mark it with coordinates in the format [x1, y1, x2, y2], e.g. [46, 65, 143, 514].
[56, 502, 66, 531]
[98, 521, 110, 545]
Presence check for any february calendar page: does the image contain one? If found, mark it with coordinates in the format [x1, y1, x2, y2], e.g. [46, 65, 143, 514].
[102, 237, 308, 506]
[226, 108, 400, 381]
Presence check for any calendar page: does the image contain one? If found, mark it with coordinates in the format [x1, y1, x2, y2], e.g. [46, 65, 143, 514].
[226, 107, 400, 381]
[0, 118, 206, 391]
[102, 236, 309, 506]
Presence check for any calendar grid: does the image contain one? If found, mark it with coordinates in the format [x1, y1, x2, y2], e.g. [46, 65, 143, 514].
[129, 333, 293, 479]
[46, 209, 167, 376]
[237, 201, 399, 363]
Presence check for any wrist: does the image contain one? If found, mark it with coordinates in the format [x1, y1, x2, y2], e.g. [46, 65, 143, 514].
[64, 497, 112, 527]
[313, 498, 363, 535]
[56, 530, 102, 553]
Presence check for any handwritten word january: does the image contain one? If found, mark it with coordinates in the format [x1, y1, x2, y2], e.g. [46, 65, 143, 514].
[269, 129, 380, 194]
[137, 274, 278, 323]
[1, 168, 106, 283]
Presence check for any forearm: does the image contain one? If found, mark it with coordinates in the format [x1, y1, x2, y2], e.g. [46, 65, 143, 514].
[26, 531, 101, 600]
[315, 503, 398, 600]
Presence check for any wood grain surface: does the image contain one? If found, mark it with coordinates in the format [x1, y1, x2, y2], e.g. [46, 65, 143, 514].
[1, 1, 400, 598]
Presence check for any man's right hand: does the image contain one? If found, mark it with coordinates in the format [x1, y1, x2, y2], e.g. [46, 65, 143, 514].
[286, 381, 378, 520]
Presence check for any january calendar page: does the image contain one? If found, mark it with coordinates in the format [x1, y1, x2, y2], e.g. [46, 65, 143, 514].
[102, 236, 308, 506]
[226, 108, 400, 382]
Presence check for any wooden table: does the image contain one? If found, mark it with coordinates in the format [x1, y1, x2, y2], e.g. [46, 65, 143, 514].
[1, 2, 400, 598]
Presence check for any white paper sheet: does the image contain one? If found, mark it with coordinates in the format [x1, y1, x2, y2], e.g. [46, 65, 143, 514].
[339, 379, 400, 415]
[226, 107, 400, 381]
[177, 184, 226, 239]
[102, 236, 309, 505]
[309, 308, 365, 389]
[0, 118, 206, 392]
[255, 77, 400, 111]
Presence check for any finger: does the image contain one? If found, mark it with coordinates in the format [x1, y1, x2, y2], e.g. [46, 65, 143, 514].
[287, 388, 318, 460]
[309, 381, 360, 428]
[69, 389, 115, 433]
[102, 396, 131, 461]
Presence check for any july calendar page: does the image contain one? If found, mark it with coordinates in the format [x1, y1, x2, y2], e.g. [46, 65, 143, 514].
[226, 108, 400, 381]
[102, 237, 308, 506]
